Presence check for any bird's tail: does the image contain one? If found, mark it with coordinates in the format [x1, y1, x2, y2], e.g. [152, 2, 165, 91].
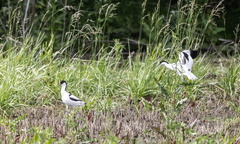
[185, 72, 198, 80]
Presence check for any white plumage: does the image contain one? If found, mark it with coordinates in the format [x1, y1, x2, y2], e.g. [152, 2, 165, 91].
[160, 50, 198, 80]
[60, 80, 86, 111]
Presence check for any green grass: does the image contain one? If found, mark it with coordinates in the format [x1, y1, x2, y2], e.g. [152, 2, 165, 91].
[0, 36, 240, 143]
[0, 0, 240, 143]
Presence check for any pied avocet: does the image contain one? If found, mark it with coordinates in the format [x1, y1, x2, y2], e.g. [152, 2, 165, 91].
[159, 50, 198, 80]
[60, 80, 86, 111]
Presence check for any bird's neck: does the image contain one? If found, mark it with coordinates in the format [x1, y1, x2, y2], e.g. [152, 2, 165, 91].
[61, 85, 67, 94]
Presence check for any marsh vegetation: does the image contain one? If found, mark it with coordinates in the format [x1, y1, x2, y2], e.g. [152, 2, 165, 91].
[0, 0, 240, 143]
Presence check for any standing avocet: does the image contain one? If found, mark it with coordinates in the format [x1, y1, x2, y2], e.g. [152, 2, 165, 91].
[159, 50, 198, 80]
[60, 80, 86, 111]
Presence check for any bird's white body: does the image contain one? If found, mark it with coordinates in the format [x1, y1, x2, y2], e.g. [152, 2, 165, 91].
[60, 81, 86, 109]
[160, 50, 198, 80]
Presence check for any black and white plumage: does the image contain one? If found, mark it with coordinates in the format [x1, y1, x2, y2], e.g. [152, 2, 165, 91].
[160, 50, 198, 80]
[60, 80, 86, 110]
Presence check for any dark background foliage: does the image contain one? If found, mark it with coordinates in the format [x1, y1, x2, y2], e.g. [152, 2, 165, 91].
[0, 0, 239, 52]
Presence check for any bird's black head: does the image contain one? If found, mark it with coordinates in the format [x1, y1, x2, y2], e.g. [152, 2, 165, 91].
[60, 80, 66, 85]
[160, 60, 168, 64]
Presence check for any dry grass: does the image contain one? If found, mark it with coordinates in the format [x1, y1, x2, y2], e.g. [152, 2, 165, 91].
[1, 94, 239, 143]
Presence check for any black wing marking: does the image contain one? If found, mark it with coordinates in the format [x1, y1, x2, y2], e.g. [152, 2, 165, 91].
[182, 52, 189, 61]
[69, 94, 80, 101]
[190, 50, 198, 59]
[182, 52, 189, 64]
[182, 57, 186, 65]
